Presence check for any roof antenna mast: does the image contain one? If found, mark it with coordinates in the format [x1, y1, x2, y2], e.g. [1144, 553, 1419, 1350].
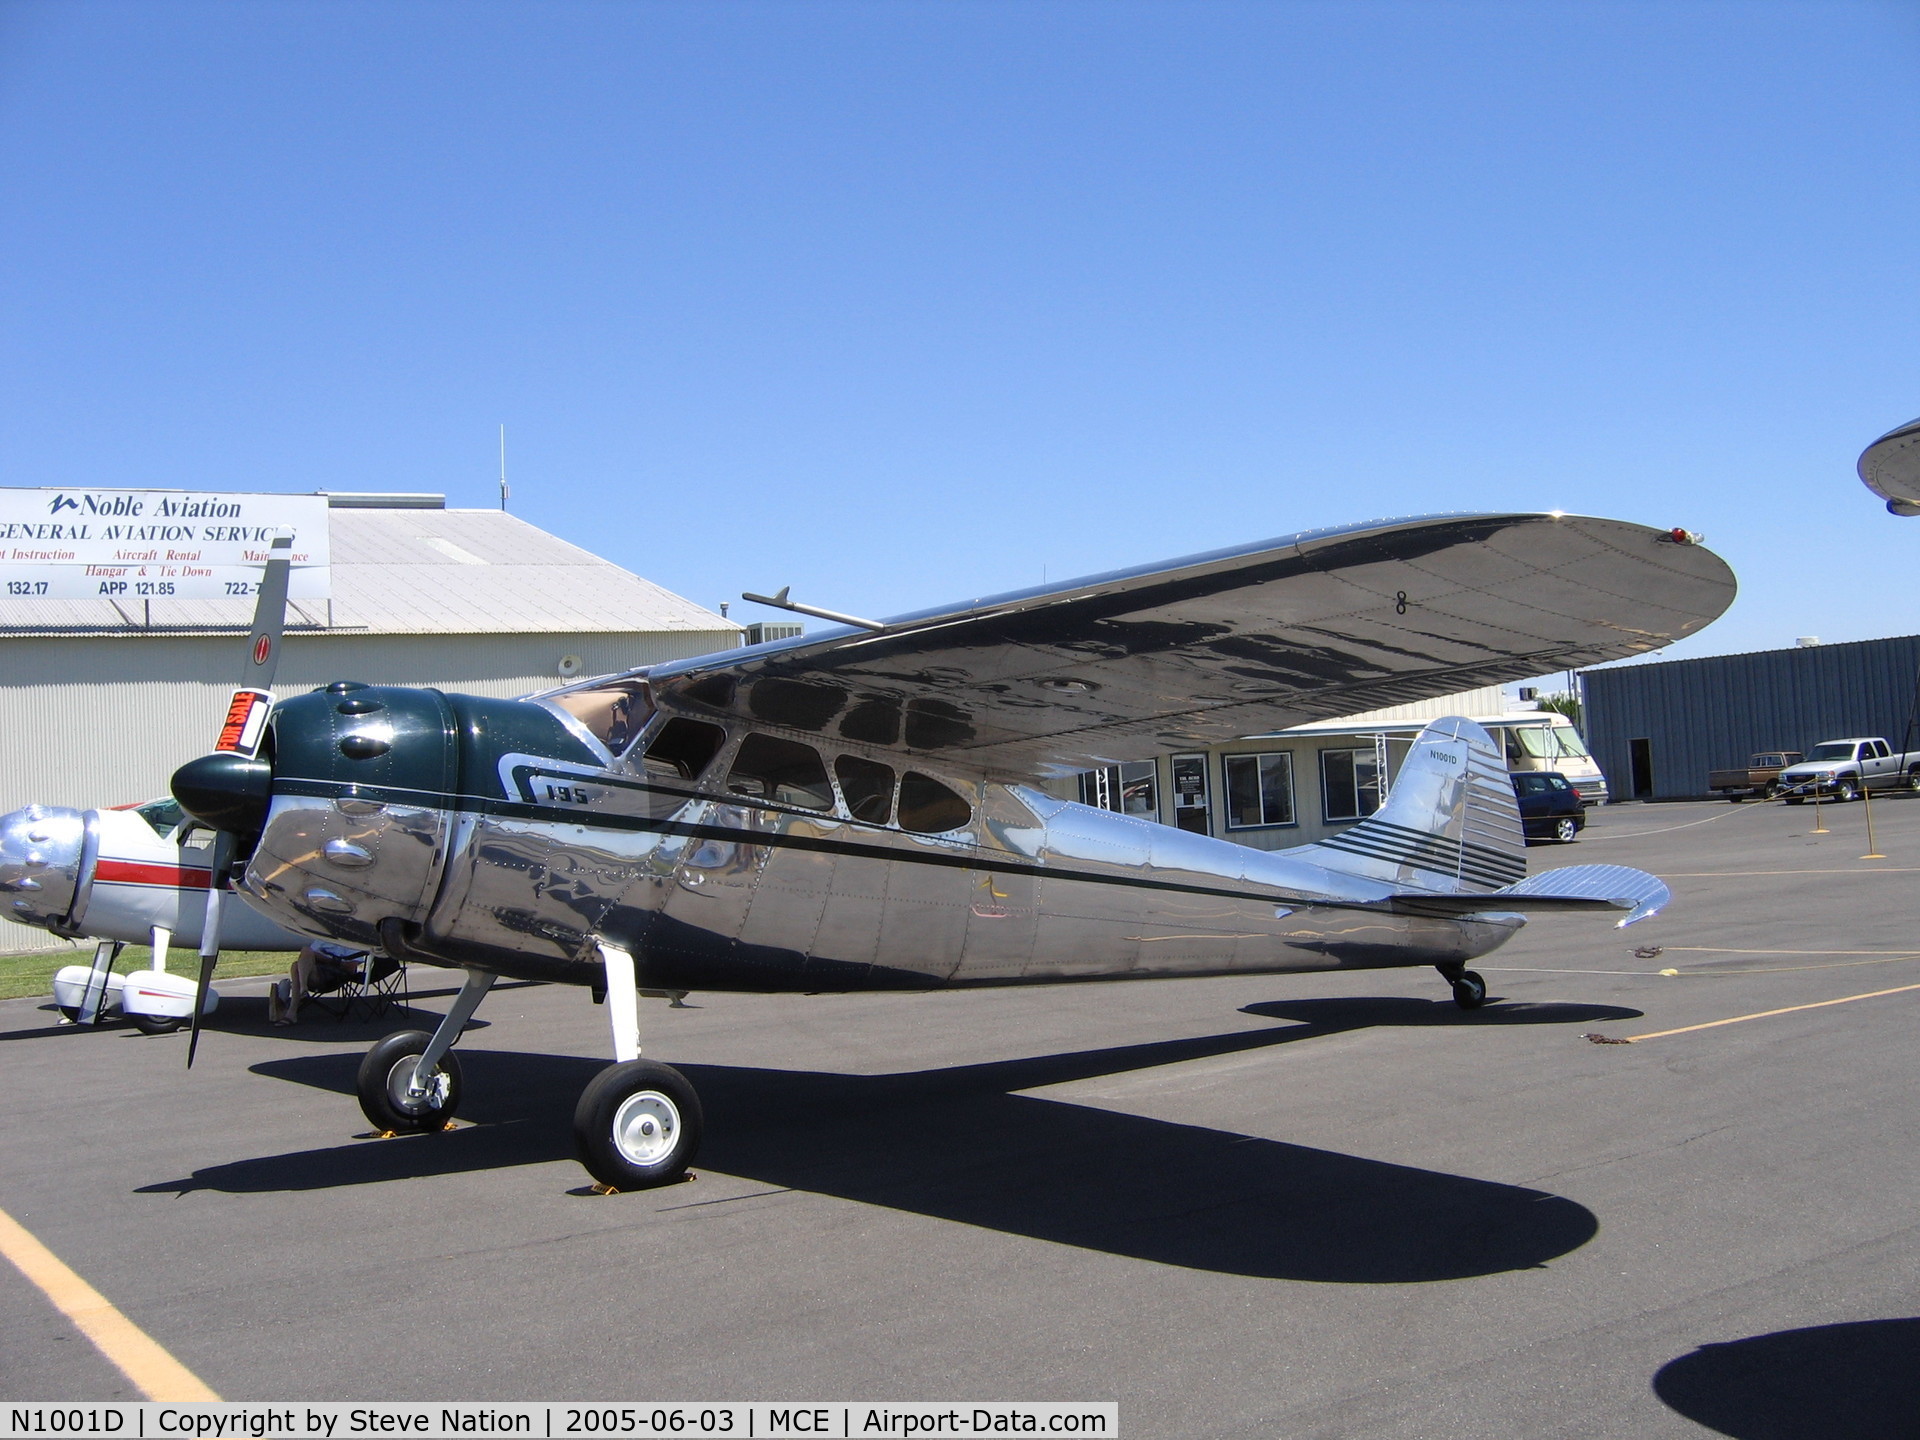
[498, 425, 510, 511]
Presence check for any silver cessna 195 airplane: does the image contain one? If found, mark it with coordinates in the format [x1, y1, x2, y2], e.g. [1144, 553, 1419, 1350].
[160, 512, 1732, 1191]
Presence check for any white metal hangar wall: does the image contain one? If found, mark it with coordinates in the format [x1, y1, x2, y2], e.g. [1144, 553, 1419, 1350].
[0, 493, 741, 819]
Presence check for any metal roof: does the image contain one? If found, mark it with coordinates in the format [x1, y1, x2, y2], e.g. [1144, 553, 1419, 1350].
[0, 506, 738, 638]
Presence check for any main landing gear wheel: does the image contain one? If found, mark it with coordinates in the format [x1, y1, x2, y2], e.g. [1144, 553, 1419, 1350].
[1451, 971, 1488, 1010]
[357, 1029, 463, 1133]
[574, 1059, 703, 1190]
[1552, 816, 1579, 843]
[130, 1013, 185, 1035]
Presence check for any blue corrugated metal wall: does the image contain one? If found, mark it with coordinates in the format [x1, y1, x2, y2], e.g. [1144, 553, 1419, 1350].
[1582, 635, 1920, 800]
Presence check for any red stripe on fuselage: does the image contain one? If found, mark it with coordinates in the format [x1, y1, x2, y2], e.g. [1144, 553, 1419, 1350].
[93, 858, 213, 890]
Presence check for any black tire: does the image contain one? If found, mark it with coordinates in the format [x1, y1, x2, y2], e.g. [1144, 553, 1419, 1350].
[356, 1029, 462, 1133]
[1907, 767, 1920, 794]
[1553, 816, 1579, 843]
[1835, 778, 1859, 802]
[574, 1059, 703, 1190]
[1726, 794, 1743, 803]
[130, 1013, 186, 1035]
[1764, 782, 1781, 800]
[1784, 796, 1803, 806]
[1452, 971, 1488, 1010]
[57, 1005, 79, 1022]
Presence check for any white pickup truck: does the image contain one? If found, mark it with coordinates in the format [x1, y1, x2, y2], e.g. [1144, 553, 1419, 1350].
[1776, 738, 1920, 804]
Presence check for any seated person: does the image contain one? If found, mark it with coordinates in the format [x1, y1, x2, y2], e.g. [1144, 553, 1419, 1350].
[269, 941, 391, 1024]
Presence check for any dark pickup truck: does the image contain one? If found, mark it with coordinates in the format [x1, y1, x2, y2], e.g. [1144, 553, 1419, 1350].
[1708, 751, 1804, 802]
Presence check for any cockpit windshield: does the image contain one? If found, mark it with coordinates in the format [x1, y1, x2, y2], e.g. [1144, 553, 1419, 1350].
[134, 798, 184, 837]
[1511, 724, 1590, 760]
[551, 682, 653, 753]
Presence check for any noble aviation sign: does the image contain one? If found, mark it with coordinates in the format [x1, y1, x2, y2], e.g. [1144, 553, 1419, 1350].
[0, 489, 329, 601]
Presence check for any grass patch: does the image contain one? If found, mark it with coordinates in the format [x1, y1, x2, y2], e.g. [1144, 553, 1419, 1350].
[0, 945, 291, 1002]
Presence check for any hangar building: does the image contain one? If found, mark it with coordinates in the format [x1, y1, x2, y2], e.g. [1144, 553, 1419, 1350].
[0, 492, 740, 820]
[1049, 685, 1597, 848]
[1581, 634, 1920, 800]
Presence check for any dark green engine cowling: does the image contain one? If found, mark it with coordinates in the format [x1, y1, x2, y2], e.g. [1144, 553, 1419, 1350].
[212, 681, 599, 959]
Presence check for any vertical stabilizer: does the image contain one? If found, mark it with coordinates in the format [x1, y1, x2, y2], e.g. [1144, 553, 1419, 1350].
[1292, 717, 1525, 893]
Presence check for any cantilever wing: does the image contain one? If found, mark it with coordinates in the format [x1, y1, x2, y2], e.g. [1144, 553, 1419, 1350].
[645, 512, 1735, 779]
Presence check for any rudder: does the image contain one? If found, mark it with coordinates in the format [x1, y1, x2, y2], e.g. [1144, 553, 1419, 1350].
[1293, 717, 1525, 893]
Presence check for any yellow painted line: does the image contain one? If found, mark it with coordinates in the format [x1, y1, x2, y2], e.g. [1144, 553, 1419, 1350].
[0, 1204, 219, 1400]
[1661, 946, 1920, 955]
[1662, 868, 1920, 877]
[1621, 980, 1920, 1043]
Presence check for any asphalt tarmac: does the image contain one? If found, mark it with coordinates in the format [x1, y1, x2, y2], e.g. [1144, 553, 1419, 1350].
[4, 792, 1920, 1438]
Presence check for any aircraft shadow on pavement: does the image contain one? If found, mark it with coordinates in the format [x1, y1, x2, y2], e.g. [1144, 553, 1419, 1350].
[1653, 1318, 1920, 1438]
[141, 994, 1639, 1285]
[0, 996, 491, 1046]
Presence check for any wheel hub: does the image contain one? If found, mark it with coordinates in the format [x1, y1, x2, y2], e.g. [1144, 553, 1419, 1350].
[389, 1057, 449, 1114]
[611, 1090, 679, 1165]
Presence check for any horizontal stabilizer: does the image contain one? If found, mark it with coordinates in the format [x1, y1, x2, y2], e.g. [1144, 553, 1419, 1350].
[1382, 863, 1669, 929]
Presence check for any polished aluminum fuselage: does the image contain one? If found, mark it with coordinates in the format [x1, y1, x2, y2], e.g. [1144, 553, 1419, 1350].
[242, 705, 1521, 992]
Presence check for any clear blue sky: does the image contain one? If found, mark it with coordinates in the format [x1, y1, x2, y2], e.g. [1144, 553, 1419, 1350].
[3, 1, 1916, 675]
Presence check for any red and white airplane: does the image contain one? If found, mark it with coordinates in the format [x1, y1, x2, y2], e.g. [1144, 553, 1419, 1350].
[0, 794, 309, 1029]
[0, 537, 312, 1031]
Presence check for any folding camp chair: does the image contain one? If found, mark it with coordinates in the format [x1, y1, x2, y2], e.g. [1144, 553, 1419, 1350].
[305, 952, 408, 1023]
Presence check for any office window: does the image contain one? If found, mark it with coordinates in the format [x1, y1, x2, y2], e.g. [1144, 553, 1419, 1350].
[1079, 760, 1159, 819]
[1322, 747, 1382, 821]
[1224, 752, 1294, 829]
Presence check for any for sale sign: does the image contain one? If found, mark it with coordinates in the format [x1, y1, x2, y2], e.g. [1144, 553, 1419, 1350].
[0, 489, 329, 600]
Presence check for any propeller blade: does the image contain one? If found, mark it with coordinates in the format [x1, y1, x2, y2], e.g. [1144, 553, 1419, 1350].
[212, 533, 294, 759]
[242, 532, 293, 693]
[185, 831, 232, 1069]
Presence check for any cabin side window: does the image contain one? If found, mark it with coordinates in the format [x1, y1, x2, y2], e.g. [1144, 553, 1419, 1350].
[642, 717, 727, 782]
[898, 771, 972, 834]
[727, 733, 835, 812]
[834, 755, 895, 824]
[552, 682, 653, 753]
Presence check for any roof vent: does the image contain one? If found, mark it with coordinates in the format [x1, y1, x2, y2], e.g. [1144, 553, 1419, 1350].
[321, 492, 446, 509]
[1796, 636, 1820, 648]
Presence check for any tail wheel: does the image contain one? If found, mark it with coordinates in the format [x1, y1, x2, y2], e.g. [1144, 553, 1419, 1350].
[356, 1029, 463, 1133]
[1553, 816, 1579, 842]
[574, 1059, 703, 1190]
[1452, 971, 1488, 1010]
